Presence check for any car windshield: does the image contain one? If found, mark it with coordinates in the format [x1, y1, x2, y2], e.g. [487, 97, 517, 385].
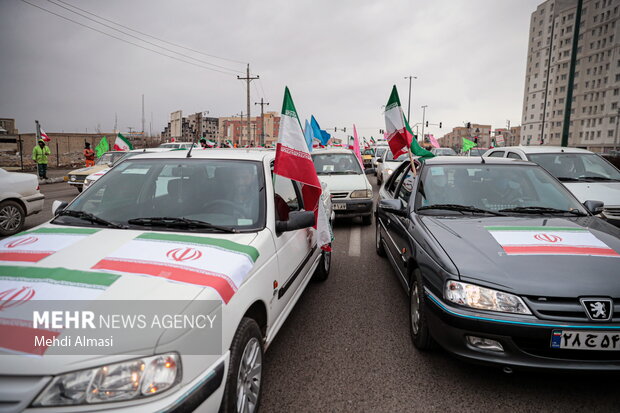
[363, 149, 375, 155]
[433, 148, 457, 156]
[385, 150, 409, 161]
[55, 159, 266, 231]
[312, 153, 363, 174]
[415, 164, 587, 213]
[374, 147, 387, 158]
[96, 152, 125, 165]
[468, 148, 486, 156]
[528, 153, 620, 181]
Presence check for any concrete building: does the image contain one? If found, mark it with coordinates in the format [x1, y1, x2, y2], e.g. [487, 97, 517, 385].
[187, 112, 219, 140]
[0, 118, 18, 135]
[162, 111, 195, 141]
[440, 124, 492, 151]
[218, 112, 280, 147]
[522, 0, 620, 152]
[493, 126, 522, 146]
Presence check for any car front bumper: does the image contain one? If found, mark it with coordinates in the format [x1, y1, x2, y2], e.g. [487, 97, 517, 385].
[424, 289, 620, 371]
[331, 199, 373, 218]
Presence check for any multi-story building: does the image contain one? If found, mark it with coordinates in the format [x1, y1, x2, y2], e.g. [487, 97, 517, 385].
[218, 112, 280, 147]
[493, 126, 522, 146]
[187, 112, 219, 140]
[440, 124, 492, 151]
[0, 118, 18, 135]
[522, 0, 620, 152]
[161, 110, 195, 141]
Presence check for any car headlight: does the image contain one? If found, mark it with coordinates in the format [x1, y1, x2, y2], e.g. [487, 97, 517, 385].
[32, 353, 181, 407]
[387, 169, 394, 175]
[444, 280, 531, 315]
[350, 189, 372, 198]
[70, 175, 77, 181]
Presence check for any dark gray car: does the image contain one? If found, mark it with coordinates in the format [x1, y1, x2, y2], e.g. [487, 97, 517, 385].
[376, 156, 620, 371]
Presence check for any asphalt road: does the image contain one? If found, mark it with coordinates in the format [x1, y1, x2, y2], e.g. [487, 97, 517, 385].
[14, 177, 620, 412]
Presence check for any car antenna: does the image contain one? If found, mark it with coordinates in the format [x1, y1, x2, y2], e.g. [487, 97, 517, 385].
[186, 134, 199, 158]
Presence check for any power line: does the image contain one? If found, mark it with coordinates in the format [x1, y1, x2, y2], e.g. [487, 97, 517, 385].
[19, 0, 237, 76]
[45, 0, 243, 74]
[55, 0, 247, 66]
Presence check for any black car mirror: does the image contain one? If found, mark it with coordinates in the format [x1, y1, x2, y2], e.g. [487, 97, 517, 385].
[52, 200, 68, 216]
[583, 200, 604, 215]
[379, 199, 408, 217]
[364, 168, 375, 175]
[276, 210, 315, 233]
[376, 158, 383, 163]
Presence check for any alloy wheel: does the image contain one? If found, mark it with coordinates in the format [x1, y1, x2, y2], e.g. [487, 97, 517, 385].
[236, 337, 262, 413]
[0, 205, 22, 232]
[410, 283, 420, 335]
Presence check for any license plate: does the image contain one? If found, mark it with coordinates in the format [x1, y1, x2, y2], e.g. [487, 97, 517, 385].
[332, 203, 347, 210]
[551, 330, 620, 350]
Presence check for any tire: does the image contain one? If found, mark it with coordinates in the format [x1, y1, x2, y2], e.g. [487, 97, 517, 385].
[312, 246, 331, 282]
[362, 214, 372, 226]
[377, 173, 382, 184]
[0, 200, 25, 236]
[77, 186, 83, 193]
[221, 318, 264, 413]
[409, 269, 434, 351]
[375, 219, 386, 257]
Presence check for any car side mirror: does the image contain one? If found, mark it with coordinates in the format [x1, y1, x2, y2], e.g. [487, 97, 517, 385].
[378, 199, 408, 217]
[52, 200, 68, 216]
[364, 168, 375, 175]
[276, 210, 315, 233]
[376, 158, 383, 163]
[583, 200, 604, 215]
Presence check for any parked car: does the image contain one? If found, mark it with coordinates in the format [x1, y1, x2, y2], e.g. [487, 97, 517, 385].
[484, 146, 620, 227]
[362, 148, 375, 168]
[431, 147, 457, 156]
[82, 148, 175, 190]
[0, 149, 330, 411]
[0, 168, 44, 236]
[376, 156, 620, 371]
[376, 148, 409, 185]
[158, 142, 198, 149]
[311, 148, 374, 225]
[65, 151, 127, 193]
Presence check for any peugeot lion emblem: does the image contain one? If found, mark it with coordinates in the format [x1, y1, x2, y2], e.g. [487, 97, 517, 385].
[580, 298, 613, 322]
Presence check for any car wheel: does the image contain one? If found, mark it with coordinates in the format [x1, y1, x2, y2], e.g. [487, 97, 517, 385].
[221, 318, 263, 413]
[76, 186, 83, 193]
[0, 200, 25, 236]
[312, 246, 331, 282]
[362, 214, 372, 226]
[409, 269, 433, 351]
[375, 219, 386, 257]
[377, 173, 382, 184]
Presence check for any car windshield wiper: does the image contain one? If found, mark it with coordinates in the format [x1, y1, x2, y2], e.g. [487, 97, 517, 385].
[417, 204, 506, 216]
[498, 206, 588, 216]
[55, 210, 127, 228]
[554, 176, 581, 182]
[127, 217, 237, 233]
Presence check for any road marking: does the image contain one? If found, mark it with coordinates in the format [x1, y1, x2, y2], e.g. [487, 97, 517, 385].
[348, 226, 361, 257]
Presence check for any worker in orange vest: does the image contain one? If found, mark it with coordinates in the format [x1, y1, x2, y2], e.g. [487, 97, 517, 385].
[84, 142, 95, 167]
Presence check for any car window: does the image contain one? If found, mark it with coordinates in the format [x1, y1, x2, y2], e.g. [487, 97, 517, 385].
[487, 151, 505, 157]
[528, 153, 620, 180]
[415, 164, 586, 213]
[507, 152, 522, 159]
[273, 175, 301, 221]
[375, 148, 387, 158]
[362, 149, 375, 155]
[384, 150, 409, 161]
[397, 169, 415, 206]
[312, 153, 363, 175]
[387, 163, 407, 195]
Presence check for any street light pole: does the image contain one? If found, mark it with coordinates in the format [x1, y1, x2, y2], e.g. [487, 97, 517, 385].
[404, 75, 417, 124]
[614, 107, 620, 151]
[420, 105, 428, 141]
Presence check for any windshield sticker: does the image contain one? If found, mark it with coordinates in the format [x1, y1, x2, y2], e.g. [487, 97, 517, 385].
[323, 165, 334, 172]
[485, 226, 620, 257]
[0, 228, 100, 263]
[91, 233, 260, 303]
[430, 167, 445, 176]
[0, 265, 119, 355]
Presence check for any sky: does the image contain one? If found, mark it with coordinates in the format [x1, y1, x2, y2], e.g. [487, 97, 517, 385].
[0, 0, 542, 141]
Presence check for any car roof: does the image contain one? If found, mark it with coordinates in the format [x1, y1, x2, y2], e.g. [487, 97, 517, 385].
[128, 148, 276, 162]
[311, 148, 355, 155]
[424, 156, 536, 166]
[489, 146, 594, 154]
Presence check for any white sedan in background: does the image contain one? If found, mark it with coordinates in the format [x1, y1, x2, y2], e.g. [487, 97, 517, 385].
[0, 168, 44, 236]
[376, 149, 409, 185]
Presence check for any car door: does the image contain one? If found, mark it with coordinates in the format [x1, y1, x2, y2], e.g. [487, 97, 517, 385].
[270, 174, 315, 312]
[390, 167, 416, 280]
[507, 151, 525, 160]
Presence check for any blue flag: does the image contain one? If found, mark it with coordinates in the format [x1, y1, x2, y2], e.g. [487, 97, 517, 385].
[320, 130, 331, 145]
[304, 119, 313, 151]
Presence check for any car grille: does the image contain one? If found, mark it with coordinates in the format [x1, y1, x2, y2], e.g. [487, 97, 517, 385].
[330, 192, 349, 199]
[0, 375, 50, 413]
[523, 296, 620, 323]
[604, 207, 620, 218]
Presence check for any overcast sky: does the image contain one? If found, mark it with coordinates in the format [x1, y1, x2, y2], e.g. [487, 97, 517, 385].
[0, 0, 541, 141]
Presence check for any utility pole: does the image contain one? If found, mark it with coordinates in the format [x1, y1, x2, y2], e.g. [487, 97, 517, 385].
[561, 0, 583, 147]
[238, 64, 259, 146]
[114, 113, 118, 134]
[404, 75, 417, 124]
[420, 105, 428, 141]
[141, 94, 146, 148]
[254, 98, 270, 147]
[614, 107, 620, 151]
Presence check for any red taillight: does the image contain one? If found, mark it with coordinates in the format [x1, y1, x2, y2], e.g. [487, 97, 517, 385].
[36, 185, 40, 191]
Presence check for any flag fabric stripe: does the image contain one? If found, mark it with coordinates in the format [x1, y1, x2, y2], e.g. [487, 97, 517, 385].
[0, 252, 51, 262]
[22, 227, 100, 235]
[0, 230, 100, 263]
[0, 321, 60, 356]
[502, 246, 619, 257]
[353, 125, 363, 167]
[384, 86, 412, 159]
[486, 226, 587, 232]
[0, 265, 119, 287]
[137, 233, 259, 262]
[113, 133, 133, 151]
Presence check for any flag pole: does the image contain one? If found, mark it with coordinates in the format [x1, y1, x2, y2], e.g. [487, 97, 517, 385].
[408, 136, 417, 176]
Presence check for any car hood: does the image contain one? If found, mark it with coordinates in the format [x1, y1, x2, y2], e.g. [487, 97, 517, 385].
[0, 226, 258, 374]
[68, 165, 108, 176]
[563, 181, 620, 207]
[420, 215, 620, 297]
[316, 173, 371, 192]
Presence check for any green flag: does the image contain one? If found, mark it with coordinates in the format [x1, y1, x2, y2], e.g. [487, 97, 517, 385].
[462, 137, 477, 152]
[95, 137, 109, 158]
[404, 116, 434, 161]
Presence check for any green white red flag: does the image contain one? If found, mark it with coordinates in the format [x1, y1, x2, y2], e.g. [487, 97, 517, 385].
[274, 87, 332, 251]
[113, 133, 133, 151]
[384, 85, 412, 159]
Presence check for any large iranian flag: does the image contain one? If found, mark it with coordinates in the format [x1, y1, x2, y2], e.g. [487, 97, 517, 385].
[113, 133, 133, 151]
[92, 233, 260, 303]
[274, 87, 331, 250]
[487, 226, 620, 257]
[384, 85, 412, 159]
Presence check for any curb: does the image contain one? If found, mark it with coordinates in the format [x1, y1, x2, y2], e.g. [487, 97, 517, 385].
[38, 177, 66, 185]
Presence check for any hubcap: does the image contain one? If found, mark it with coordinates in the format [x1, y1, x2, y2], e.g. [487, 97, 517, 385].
[0, 206, 22, 232]
[236, 337, 262, 413]
[411, 283, 420, 335]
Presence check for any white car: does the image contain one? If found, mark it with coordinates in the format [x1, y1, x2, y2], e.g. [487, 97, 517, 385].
[311, 148, 374, 225]
[376, 148, 409, 185]
[0, 168, 44, 236]
[158, 142, 199, 149]
[430, 147, 457, 156]
[0, 149, 331, 412]
[83, 148, 175, 190]
[483, 146, 620, 227]
[371, 145, 388, 174]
